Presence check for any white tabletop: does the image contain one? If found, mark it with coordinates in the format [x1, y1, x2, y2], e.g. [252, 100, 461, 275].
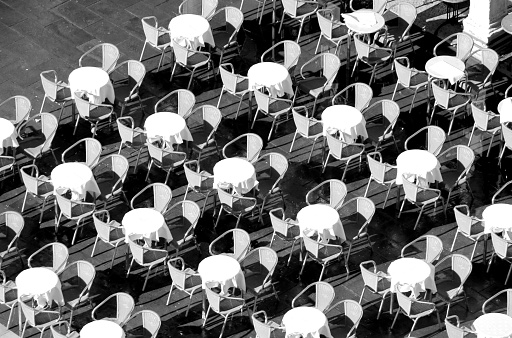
[144, 112, 193, 145]
[396, 149, 442, 185]
[198, 255, 246, 292]
[297, 204, 346, 242]
[498, 98, 512, 124]
[169, 14, 215, 49]
[388, 257, 436, 297]
[473, 313, 512, 338]
[0, 117, 18, 154]
[482, 204, 512, 234]
[122, 208, 172, 244]
[282, 307, 333, 338]
[425, 55, 465, 85]
[68, 66, 115, 104]
[213, 158, 258, 194]
[15, 267, 64, 307]
[322, 105, 367, 142]
[51, 162, 101, 200]
[80, 320, 125, 338]
[247, 62, 294, 97]
[343, 9, 385, 34]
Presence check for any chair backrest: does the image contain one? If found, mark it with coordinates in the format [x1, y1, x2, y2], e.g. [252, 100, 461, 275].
[269, 208, 292, 237]
[431, 79, 456, 108]
[172, 41, 191, 66]
[373, 0, 387, 13]
[184, 160, 205, 190]
[168, 257, 188, 289]
[153, 183, 173, 213]
[223, 6, 244, 33]
[115, 292, 135, 324]
[478, 48, 500, 76]
[394, 57, 413, 88]
[326, 132, 349, 159]
[19, 300, 38, 327]
[445, 315, 466, 338]
[40, 113, 58, 152]
[402, 173, 421, 203]
[205, 283, 225, 313]
[40, 70, 59, 100]
[453, 205, 475, 237]
[455, 33, 474, 61]
[450, 254, 472, 286]
[165, 200, 201, 234]
[491, 231, 510, 259]
[381, 99, 400, 130]
[471, 101, 494, 131]
[353, 34, 371, 59]
[81, 43, 119, 73]
[117, 116, 135, 144]
[317, 9, 335, 39]
[333, 82, 374, 111]
[52, 242, 69, 272]
[402, 234, 443, 263]
[282, 0, 300, 16]
[252, 311, 273, 338]
[254, 89, 272, 114]
[126, 310, 161, 338]
[256, 152, 288, 185]
[360, 260, 380, 292]
[320, 53, 340, 89]
[326, 300, 363, 336]
[214, 228, 251, 260]
[60, 260, 96, 303]
[219, 64, 240, 94]
[63, 138, 102, 167]
[247, 133, 264, 162]
[179, 0, 218, 19]
[154, 89, 196, 118]
[50, 321, 75, 338]
[126, 60, 146, 89]
[292, 107, 315, 137]
[387, 2, 416, 32]
[306, 179, 347, 209]
[356, 197, 375, 227]
[427, 126, 446, 155]
[93, 210, 114, 242]
[314, 281, 335, 312]
[1, 211, 24, 244]
[141, 16, 160, 46]
[367, 151, 388, 183]
[283, 40, 301, 71]
[395, 285, 415, 316]
[74, 91, 93, 119]
[188, 105, 222, 145]
[20, 164, 41, 195]
[1, 96, 31, 125]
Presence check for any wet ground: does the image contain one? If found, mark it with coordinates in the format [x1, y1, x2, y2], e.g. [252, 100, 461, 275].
[1, 0, 512, 337]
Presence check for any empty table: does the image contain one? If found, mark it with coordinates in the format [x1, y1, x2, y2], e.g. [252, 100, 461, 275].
[498, 98, 512, 124]
[68, 67, 115, 105]
[388, 257, 436, 298]
[247, 62, 294, 98]
[168, 14, 215, 49]
[198, 255, 246, 293]
[213, 158, 258, 194]
[0, 118, 18, 155]
[144, 112, 193, 145]
[51, 162, 101, 200]
[395, 149, 442, 185]
[322, 105, 367, 143]
[122, 208, 173, 244]
[297, 204, 346, 242]
[282, 307, 333, 338]
[80, 320, 125, 338]
[15, 267, 65, 308]
[473, 313, 512, 338]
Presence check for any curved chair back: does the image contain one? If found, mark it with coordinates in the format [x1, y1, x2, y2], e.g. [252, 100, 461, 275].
[247, 133, 264, 163]
[20, 164, 40, 195]
[387, 2, 416, 34]
[219, 64, 241, 94]
[471, 102, 495, 131]
[326, 300, 363, 337]
[317, 9, 335, 39]
[141, 16, 160, 46]
[360, 260, 380, 292]
[367, 152, 387, 183]
[453, 205, 474, 237]
[40, 113, 59, 153]
[269, 208, 292, 237]
[455, 33, 474, 61]
[332, 82, 373, 111]
[154, 89, 195, 118]
[306, 179, 347, 210]
[79, 43, 119, 73]
[125, 310, 161, 338]
[179, 0, 218, 19]
[445, 315, 466, 338]
[292, 107, 315, 137]
[252, 311, 274, 338]
[117, 117, 136, 144]
[40, 70, 60, 101]
[0, 96, 31, 125]
[282, 0, 300, 16]
[394, 57, 413, 88]
[93, 210, 114, 242]
[491, 231, 510, 259]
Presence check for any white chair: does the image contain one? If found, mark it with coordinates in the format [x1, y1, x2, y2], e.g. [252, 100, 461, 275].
[451, 205, 484, 261]
[166, 257, 202, 316]
[217, 63, 249, 120]
[126, 235, 168, 291]
[392, 57, 428, 114]
[278, 0, 318, 43]
[315, 8, 349, 55]
[487, 231, 512, 284]
[140, 16, 172, 72]
[468, 101, 501, 157]
[154, 89, 195, 118]
[179, 0, 218, 20]
[404, 125, 446, 157]
[27, 242, 69, 274]
[91, 292, 134, 325]
[364, 151, 397, 209]
[61, 137, 102, 168]
[289, 106, 323, 163]
[79, 43, 119, 73]
[332, 82, 373, 112]
[91, 210, 125, 269]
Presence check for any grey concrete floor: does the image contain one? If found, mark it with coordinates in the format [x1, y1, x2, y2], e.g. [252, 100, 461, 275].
[0, 0, 512, 337]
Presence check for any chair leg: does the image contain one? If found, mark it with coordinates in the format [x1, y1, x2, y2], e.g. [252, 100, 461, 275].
[39, 96, 47, 115]
[308, 137, 319, 163]
[157, 49, 166, 72]
[383, 183, 393, 209]
[187, 68, 196, 90]
[139, 42, 147, 62]
[322, 153, 331, 173]
[142, 266, 152, 291]
[110, 245, 118, 269]
[251, 110, 260, 130]
[377, 295, 386, 320]
[487, 133, 496, 157]
[450, 231, 458, 252]
[409, 89, 418, 114]
[166, 284, 174, 306]
[414, 205, 425, 230]
[170, 63, 177, 83]
[145, 161, 153, 182]
[296, 19, 305, 43]
[470, 239, 478, 261]
[289, 131, 298, 153]
[21, 192, 28, 213]
[215, 206, 224, 228]
[408, 318, 420, 337]
[390, 308, 400, 329]
[299, 255, 307, 276]
[278, 11, 285, 34]
[319, 264, 326, 281]
[398, 199, 406, 218]
[391, 82, 399, 101]
[506, 263, 512, 284]
[219, 315, 229, 338]
[486, 253, 495, 273]
[315, 35, 323, 54]
[91, 236, 99, 257]
[467, 124, 476, 148]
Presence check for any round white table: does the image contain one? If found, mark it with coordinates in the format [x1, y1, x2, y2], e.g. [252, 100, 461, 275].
[0, 118, 18, 155]
[395, 149, 442, 185]
[213, 158, 258, 195]
[247, 62, 294, 98]
[168, 14, 215, 50]
[122, 208, 172, 244]
[68, 66, 115, 104]
[15, 267, 65, 308]
[282, 307, 333, 338]
[498, 98, 512, 124]
[425, 55, 465, 85]
[80, 320, 125, 338]
[198, 255, 246, 293]
[343, 9, 385, 35]
[473, 313, 512, 338]
[482, 204, 512, 234]
[144, 112, 193, 145]
[388, 257, 436, 298]
[297, 204, 346, 242]
[51, 162, 101, 200]
[321, 105, 367, 142]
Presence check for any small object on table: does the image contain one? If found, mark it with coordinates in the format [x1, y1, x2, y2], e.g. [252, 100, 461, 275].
[473, 313, 512, 338]
[68, 67, 115, 105]
[168, 14, 215, 50]
[144, 112, 193, 147]
[80, 319, 125, 338]
[297, 204, 346, 243]
[122, 208, 172, 245]
[321, 105, 367, 143]
[387, 257, 436, 298]
[51, 162, 101, 200]
[213, 157, 258, 195]
[0, 118, 18, 155]
[282, 306, 333, 338]
[395, 149, 442, 186]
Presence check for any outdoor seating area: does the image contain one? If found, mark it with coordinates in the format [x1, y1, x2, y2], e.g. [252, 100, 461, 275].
[1, 0, 512, 337]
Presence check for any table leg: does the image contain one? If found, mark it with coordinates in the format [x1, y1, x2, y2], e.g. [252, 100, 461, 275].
[483, 233, 488, 264]
[345, 32, 352, 89]
[248, 91, 253, 131]
[395, 185, 401, 211]
[426, 76, 432, 120]
[18, 300, 22, 335]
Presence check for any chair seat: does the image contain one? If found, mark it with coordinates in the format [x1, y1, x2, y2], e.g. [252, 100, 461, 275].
[436, 279, 462, 301]
[256, 178, 278, 198]
[409, 301, 436, 317]
[410, 72, 429, 87]
[55, 86, 73, 103]
[97, 179, 116, 198]
[169, 226, 194, 246]
[312, 244, 342, 262]
[366, 124, 388, 142]
[18, 136, 46, 159]
[463, 222, 485, 237]
[218, 297, 245, 313]
[363, 49, 391, 64]
[298, 77, 329, 98]
[213, 31, 232, 49]
[69, 203, 95, 219]
[114, 85, 137, 103]
[186, 52, 210, 67]
[330, 24, 349, 40]
[275, 225, 301, 241]
[158, 153, 187, 170]
[222, 199, 256, 214]
[441, 169, 465, 190]
[191, 129, 215, 150]
[4, 287, 17, 304]
[413, 190, 440, 204]
[482, 117, 502, 132]
[245, 272, 269, 294]
[465, 64, 491, 85]
[34, 311, 61, 326]
[383, 167, 398, 183]
[445, 94, 469, 108]
[107, 227, 125, 242]
[183, 273, 202, 291]
[37, 179, 55, 196]
[268, 100, 292, 117]
[142, 250, 167, 264]
[82, 106, 112, 122]
[62, 285, 86, 308]
[234, 78, 249, 95]
[305, 122, 324, 138]
[0, 157, 14, 172]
